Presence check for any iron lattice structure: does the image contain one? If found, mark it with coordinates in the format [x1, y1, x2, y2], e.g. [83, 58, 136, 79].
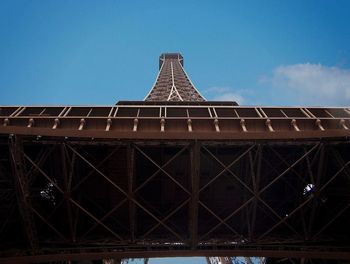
[144, 53, 205, 102]
[0, 54, 350, 264]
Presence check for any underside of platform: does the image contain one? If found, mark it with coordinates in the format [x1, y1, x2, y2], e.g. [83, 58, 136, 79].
[0, 136, 349, 262]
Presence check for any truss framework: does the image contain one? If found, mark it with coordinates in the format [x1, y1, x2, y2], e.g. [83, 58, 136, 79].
[1, 137, 349, 262]
[0, 103, 350, 140]
[1, 53, 350, 263]
[144, 53, 205, 101]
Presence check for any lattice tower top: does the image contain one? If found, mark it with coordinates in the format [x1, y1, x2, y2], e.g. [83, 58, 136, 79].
[144, 53, 206, 102]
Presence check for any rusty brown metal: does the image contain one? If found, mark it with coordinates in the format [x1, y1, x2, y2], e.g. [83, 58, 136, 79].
[9, 135, 39, 254]
[1, 104, 350, 140]
[145, 53, 205, 102]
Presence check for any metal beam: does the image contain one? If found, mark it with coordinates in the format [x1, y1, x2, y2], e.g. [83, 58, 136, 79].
[203, 144, 301, 239]
[133, 197, 186, 242]
[190, 141, 200, 248]
[250, 145, 262, 241]
[134, 144, 190, 195]
[71, 145, 121, 192]
[1, 137, 350, 261]
[61, 144, 75, 243]
[199, 197, 254, 240]
[127, 144, 136, 242]
[141, 198, 190, 239]
[2, 248, 350, 264]
[9, 135, 38, 254]
[200, 145, 255, 192]
[67, 144, 128, 196]
[23, 149, 125, 242]
[259, 143, 319, 194]
[308, 143, 325, 238]
[1, 104, 350, 140]
[134, 144, 189, 193]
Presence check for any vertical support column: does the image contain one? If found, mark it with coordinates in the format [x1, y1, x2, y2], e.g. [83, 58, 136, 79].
[9, 135, 38, 253]
[61, 143, 76, 243]
[250, 144, 261, 241]
[127, 144, 136, 243]
[190, 141, 200, 248]
[308, 143, 325, 237]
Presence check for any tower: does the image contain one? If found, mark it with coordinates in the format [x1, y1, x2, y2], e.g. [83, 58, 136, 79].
[0, 54, 350, 263]
[145, 53, 205, 102]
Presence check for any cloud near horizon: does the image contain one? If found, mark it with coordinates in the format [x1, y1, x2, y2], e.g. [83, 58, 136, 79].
[204, 87, 246, 104]
[205, 63, 350, 106]
[266, 63, 350, 106]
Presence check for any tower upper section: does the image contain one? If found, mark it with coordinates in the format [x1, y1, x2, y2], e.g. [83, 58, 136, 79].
[144, 53, 206, 102]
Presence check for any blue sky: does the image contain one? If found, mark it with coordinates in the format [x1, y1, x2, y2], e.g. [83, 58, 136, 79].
[0, 1, 350, 262]
[1, 0, 350, 107]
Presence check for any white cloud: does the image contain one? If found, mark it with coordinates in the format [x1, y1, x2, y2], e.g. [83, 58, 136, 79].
[204, 87, 246, 104]
[213, 92, 245, 103]
[203, 63, 350, 106]
[267, 63, 350, 106]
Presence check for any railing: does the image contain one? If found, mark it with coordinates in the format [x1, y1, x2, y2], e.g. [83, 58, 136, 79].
[0, 104, 349, 138]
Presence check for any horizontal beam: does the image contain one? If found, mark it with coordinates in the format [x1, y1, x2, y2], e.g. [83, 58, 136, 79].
[0, 104, 349, 140]
[0, 125, 350, 140]
[2, 248, 350, 263]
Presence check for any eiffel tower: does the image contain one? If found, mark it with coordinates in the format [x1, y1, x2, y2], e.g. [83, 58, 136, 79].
[0, 53, 350, 264]
[144, 53, 205, 102]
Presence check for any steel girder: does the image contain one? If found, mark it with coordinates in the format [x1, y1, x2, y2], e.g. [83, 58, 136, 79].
[0, 137, 350, 263]
[1, 104, 350, 140]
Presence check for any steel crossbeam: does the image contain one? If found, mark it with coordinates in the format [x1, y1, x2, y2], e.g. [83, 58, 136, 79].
[190, 141, 200, 248]
[198, 145, 257, 240]
[132, 144, 191, 242]
[257, 144, 320, 240]
[0, 146, 16, 237]
[24, 146, 54, 182]
[202, 145, 303, 240]
[267, 146, 309, 186]
[313, 203, 350, 239]
[1, 138, 350, 262]
[133, 144, 190, 193]
[134, 197, 186, 242]
[81, 198, 128, 239]
[1, 104, 350, 140]
[199, 198, 254, 240]
[133, 144, 191, 195]
[60, 144, 75, 242]
[309, 146, 350, 240]
[71, 145, 122, 192]
[67, 144, 128, 197]
[127, 144, 136, 243]
[332, 147, 350, 181]
[199, 145, 256, 192]
[259, 144, 319, 194]
[140, 198, 190, 239]
[197, 142, 337, 244]
[31, 206, 67, 242]
[23, 148, 125, 242]
[248, 145, 261, 242]
[2, 247, 350, 263]
[9, 135, 39, 254]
